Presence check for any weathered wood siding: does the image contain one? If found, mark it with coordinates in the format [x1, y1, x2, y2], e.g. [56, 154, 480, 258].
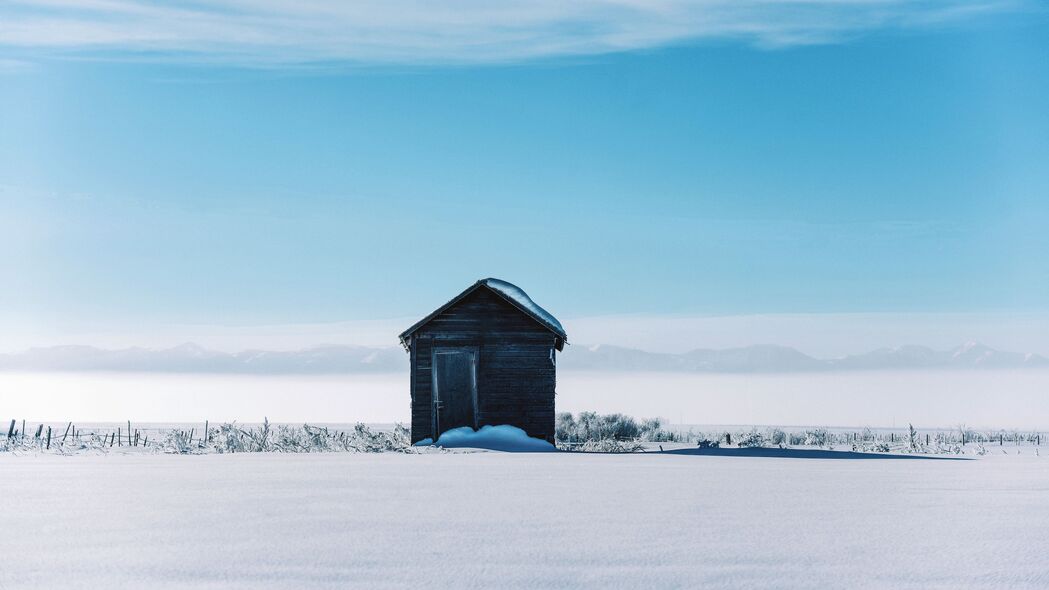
[409, 287, 558, 443]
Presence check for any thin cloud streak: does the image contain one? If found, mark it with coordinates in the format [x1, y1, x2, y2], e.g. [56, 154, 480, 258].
[0, 0, 1029, 66]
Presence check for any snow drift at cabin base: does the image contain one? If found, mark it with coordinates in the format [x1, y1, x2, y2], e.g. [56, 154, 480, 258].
[425, 425, 556, 452]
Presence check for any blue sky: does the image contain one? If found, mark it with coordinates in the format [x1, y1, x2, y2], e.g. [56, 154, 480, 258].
[2, 1, 1048, 350]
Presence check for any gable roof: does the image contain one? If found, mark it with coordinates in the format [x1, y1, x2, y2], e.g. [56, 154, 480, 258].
[399, 278, 567, 347]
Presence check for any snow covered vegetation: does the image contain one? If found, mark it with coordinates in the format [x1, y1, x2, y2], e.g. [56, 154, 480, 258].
[551, 413, 1043, 456]
[555, 411, 680, 452]
[0, 420, 414, 455]
[2, 416, 1045, 457]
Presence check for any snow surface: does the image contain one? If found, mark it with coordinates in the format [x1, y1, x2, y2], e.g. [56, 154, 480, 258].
[483, 278, 566, 339]
[2, 450, 1048, 589]
[428, 424, 556, 452]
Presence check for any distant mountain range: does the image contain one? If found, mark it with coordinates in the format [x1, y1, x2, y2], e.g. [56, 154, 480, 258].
[0, 343, 406, 374]
[1, 341, 1047, 374]
[566, 342, 1049, 372]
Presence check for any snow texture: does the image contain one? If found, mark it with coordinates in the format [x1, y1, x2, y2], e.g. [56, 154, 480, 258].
[483, 278, 566, 339]
[2, 450, 1048, 589]
[431, 424, 556, 452]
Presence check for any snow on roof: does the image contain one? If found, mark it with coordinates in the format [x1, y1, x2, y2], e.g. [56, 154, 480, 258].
[481, 278, 566, 340]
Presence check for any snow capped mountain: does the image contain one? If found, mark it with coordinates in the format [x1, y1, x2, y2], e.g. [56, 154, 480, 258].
[0, 342, 1045, 374]
[830, 345, 942, 370]
[680, 345, 826, 372]
[943, 341, 1048, 368]
[559, 344, 693, 371]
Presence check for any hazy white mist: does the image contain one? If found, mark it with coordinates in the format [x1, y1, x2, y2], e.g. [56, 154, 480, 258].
[4, 369, 1048, 429]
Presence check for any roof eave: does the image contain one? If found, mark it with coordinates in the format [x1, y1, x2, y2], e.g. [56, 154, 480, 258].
[398, 280, 486, 343]
[399, 279, 567, 346]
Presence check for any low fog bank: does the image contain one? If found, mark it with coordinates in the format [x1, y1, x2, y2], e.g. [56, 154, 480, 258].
[557, 370, 1049, 430]
[2, 369, 1048, 430]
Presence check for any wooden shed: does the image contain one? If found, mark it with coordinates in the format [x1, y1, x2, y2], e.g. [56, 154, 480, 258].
[399, 278, 568, 444]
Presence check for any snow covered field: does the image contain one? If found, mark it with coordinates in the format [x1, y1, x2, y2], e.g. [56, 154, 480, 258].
[2, 449, 1047, 589]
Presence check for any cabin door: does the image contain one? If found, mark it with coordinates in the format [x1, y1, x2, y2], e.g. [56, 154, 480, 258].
[432, 348, 478, 438]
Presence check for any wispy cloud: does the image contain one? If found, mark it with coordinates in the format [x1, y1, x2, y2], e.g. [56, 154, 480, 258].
[0, 57, 34, 72]
[0, 0, 1029, 66]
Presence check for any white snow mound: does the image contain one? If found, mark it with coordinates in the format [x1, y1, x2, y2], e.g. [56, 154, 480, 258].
[432, 425, 556, 452]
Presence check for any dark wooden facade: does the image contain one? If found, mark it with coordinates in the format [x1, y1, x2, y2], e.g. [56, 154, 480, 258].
[400, 279, 567, 444]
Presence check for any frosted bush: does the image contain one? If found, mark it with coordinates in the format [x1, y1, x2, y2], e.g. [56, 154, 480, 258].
[214, 423, 252, 453]
[865, 441, 891, 453]
[907, 424, 920, 452]
[163, 429, 195, 454]
[736, 429, 767, 448]
[274, 424, 311, 451]
[766, 428, 787, 446]
[696, 437, 720, 449]
[804, 428, 830, 448]
[556, 411, 673, 446]
[343, 423, 412, 452]
[557, 439, 645, 453]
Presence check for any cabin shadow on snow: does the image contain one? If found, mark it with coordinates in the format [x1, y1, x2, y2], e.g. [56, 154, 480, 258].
[658, 447, 970, 460]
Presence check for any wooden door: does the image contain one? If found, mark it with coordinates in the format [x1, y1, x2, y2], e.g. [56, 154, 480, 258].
[433, 348, 477, 438]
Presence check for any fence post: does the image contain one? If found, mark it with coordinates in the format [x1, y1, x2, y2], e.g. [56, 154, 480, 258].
[6, 420, 13, 438]
[46, 427, 52, 450]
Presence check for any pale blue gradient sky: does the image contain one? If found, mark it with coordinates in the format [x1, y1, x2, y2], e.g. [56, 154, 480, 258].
[1, 2, 1048, 351]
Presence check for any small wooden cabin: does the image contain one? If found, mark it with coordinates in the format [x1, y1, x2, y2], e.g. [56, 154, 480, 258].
[399, 278, 568, 444]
